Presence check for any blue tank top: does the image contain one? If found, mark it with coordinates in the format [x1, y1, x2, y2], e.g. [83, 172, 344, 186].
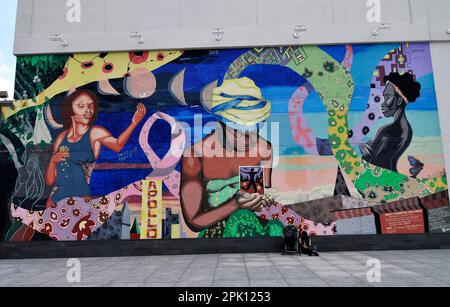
[51, 129, 96, 203]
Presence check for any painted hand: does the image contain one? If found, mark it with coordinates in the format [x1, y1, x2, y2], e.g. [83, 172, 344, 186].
[132, 103, 147, 125]
[51, 151, 70, 164]
[236, 192, 265, 212]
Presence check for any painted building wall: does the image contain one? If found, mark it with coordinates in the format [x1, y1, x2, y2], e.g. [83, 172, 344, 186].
[11, 0, 450, 178]
[1, 43, 449, 242]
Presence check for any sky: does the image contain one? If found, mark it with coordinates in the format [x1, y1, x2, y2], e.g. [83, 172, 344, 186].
[0, 0, 18, 99]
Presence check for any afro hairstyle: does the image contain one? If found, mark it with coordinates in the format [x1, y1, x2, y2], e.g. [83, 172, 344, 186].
[384, 72, 421, 103]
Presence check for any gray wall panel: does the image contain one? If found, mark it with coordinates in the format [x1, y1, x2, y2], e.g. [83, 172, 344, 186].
[13, 0, 450, 55]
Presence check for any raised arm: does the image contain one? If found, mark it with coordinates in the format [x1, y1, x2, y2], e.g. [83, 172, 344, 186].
[92, 103, 146, 153]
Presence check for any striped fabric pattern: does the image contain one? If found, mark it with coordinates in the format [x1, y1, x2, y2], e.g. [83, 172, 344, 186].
[420, 190, 449, 210]
[372, 197, 422, 214]
[333, 207, 373, 220]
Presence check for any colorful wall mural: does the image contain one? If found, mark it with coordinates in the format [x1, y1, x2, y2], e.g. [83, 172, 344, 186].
[1, 43, 449, 242]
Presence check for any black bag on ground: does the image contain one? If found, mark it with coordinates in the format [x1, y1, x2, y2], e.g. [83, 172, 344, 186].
[282, 225, 301, 255]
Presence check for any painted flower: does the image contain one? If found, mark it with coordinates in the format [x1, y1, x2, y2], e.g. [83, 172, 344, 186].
[114, 192, 122, 202]
[336, 150, 347, 161]
[328, 134, 341, 150]
[67, 197, 76, 206]
[286, 216, 295, 225]
[341, 161, 353, 174]
[383, 186, 394, 193]
[98, 211, 109, 224]
[156, 52, 165, 61]
[367, 191, 378, 199]
[331, 99, 340, 108]
[40, 223, 53, 235]
[60, 218, 71, 229]
[102, 63, 114, 73]
[328, 118, 337, 127]
[361, 160, 371, 170]
[32, 75, 41, 83]
[99, 196, 109, 205]
[347, 149, 359, 159]
[71, 213, 96, 240]
[323, 61, 337, 73]
[371, 166, 383, 177]
[49, 212, 58, 222]
[72, 208, 81, 217]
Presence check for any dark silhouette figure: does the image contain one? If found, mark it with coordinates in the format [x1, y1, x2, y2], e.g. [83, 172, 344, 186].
[300, 231, 319, 256]
[360, 72, 421, 172]
[243, 168, 259, 192]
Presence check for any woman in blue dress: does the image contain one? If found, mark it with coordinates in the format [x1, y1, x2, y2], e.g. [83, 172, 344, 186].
[45, 89, 146, 207]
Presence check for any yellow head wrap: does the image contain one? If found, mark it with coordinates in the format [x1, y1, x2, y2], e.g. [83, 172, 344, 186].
[209, 77, 271, 127]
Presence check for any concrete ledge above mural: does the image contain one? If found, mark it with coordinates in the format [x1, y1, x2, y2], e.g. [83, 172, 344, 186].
[13, 0, 450, 55]
[1, 43, 449, 246]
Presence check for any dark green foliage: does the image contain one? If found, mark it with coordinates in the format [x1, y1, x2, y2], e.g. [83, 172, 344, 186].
[14, 54, 69, 100]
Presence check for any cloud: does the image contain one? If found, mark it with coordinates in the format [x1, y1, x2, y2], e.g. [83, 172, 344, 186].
[0, 64, 14, 79]
[0, 61, 15, 98]
[267, 182, 362, 206]
[0, 78, 14, 98]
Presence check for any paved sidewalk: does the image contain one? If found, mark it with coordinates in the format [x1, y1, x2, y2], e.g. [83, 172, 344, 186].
[0, 249, 449, 287]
